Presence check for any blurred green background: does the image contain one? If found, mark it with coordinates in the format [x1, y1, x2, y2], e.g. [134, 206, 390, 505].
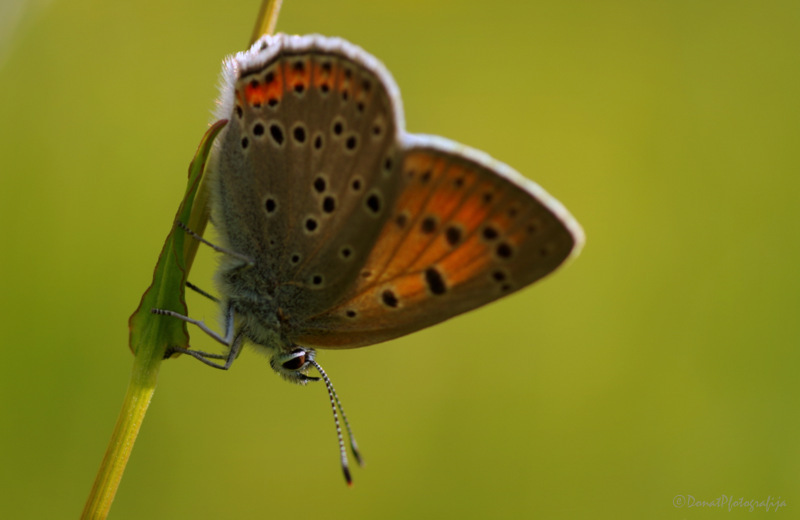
[1, 0, 798, 518]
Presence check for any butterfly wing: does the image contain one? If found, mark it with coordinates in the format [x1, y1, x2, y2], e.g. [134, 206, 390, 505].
[209, 34, 583, 350]
[294, 134, 584, 348]
[207, 35, 408, 318]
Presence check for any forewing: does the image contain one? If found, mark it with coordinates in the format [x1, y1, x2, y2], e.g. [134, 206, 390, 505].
[207, 34, 405, 316]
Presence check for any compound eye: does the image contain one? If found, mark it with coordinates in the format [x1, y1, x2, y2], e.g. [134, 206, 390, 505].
[282, 352, 306, 371]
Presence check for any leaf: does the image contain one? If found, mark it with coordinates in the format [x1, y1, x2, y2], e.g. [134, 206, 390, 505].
[128, 119, 228, 357]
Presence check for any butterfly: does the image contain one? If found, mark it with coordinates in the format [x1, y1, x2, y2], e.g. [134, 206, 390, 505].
[154, 33, 584, 484]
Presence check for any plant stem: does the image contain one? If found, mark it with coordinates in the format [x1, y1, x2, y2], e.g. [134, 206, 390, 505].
[81, 353, 161, 519]
[250, 0, 283, 45]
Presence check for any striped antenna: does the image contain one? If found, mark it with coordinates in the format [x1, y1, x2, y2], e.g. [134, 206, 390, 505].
[310, 360, 363, 485]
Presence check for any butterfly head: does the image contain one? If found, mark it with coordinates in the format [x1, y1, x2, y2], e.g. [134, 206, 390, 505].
[269, 342, 363, 484]
[269, 345, 320, 385]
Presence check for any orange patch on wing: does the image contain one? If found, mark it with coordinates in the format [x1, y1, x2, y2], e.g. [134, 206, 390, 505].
[240, 65, 284, 107]
[338, 272, 429, 316]
[386, 273, 429, 304]
[309, 57, 372, 103]
[439, 245, 492, 286]
[281, 56, 311, 93]
[368, 154, 445, 280]
[351, 152, 433, 286]
[335, 62, 352, 95]
[408, 163, 477, 270]
[312, 59, 334, 90]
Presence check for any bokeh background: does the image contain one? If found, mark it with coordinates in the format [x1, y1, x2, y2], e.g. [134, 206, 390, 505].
[1, 0, 798, 518]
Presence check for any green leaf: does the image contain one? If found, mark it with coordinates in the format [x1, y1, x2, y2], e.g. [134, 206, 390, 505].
[128, 119, 227, 358]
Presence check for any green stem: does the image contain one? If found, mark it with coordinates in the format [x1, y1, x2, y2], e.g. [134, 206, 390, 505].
[81, 354, 161, 520]
[250, 0, 283, 45]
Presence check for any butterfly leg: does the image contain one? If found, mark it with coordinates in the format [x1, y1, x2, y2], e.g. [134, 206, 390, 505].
[176, 220, 254, 266]
[153, 302, 242, 370]
[168, 335, 244, 370]
[186, 280, 220, 303]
